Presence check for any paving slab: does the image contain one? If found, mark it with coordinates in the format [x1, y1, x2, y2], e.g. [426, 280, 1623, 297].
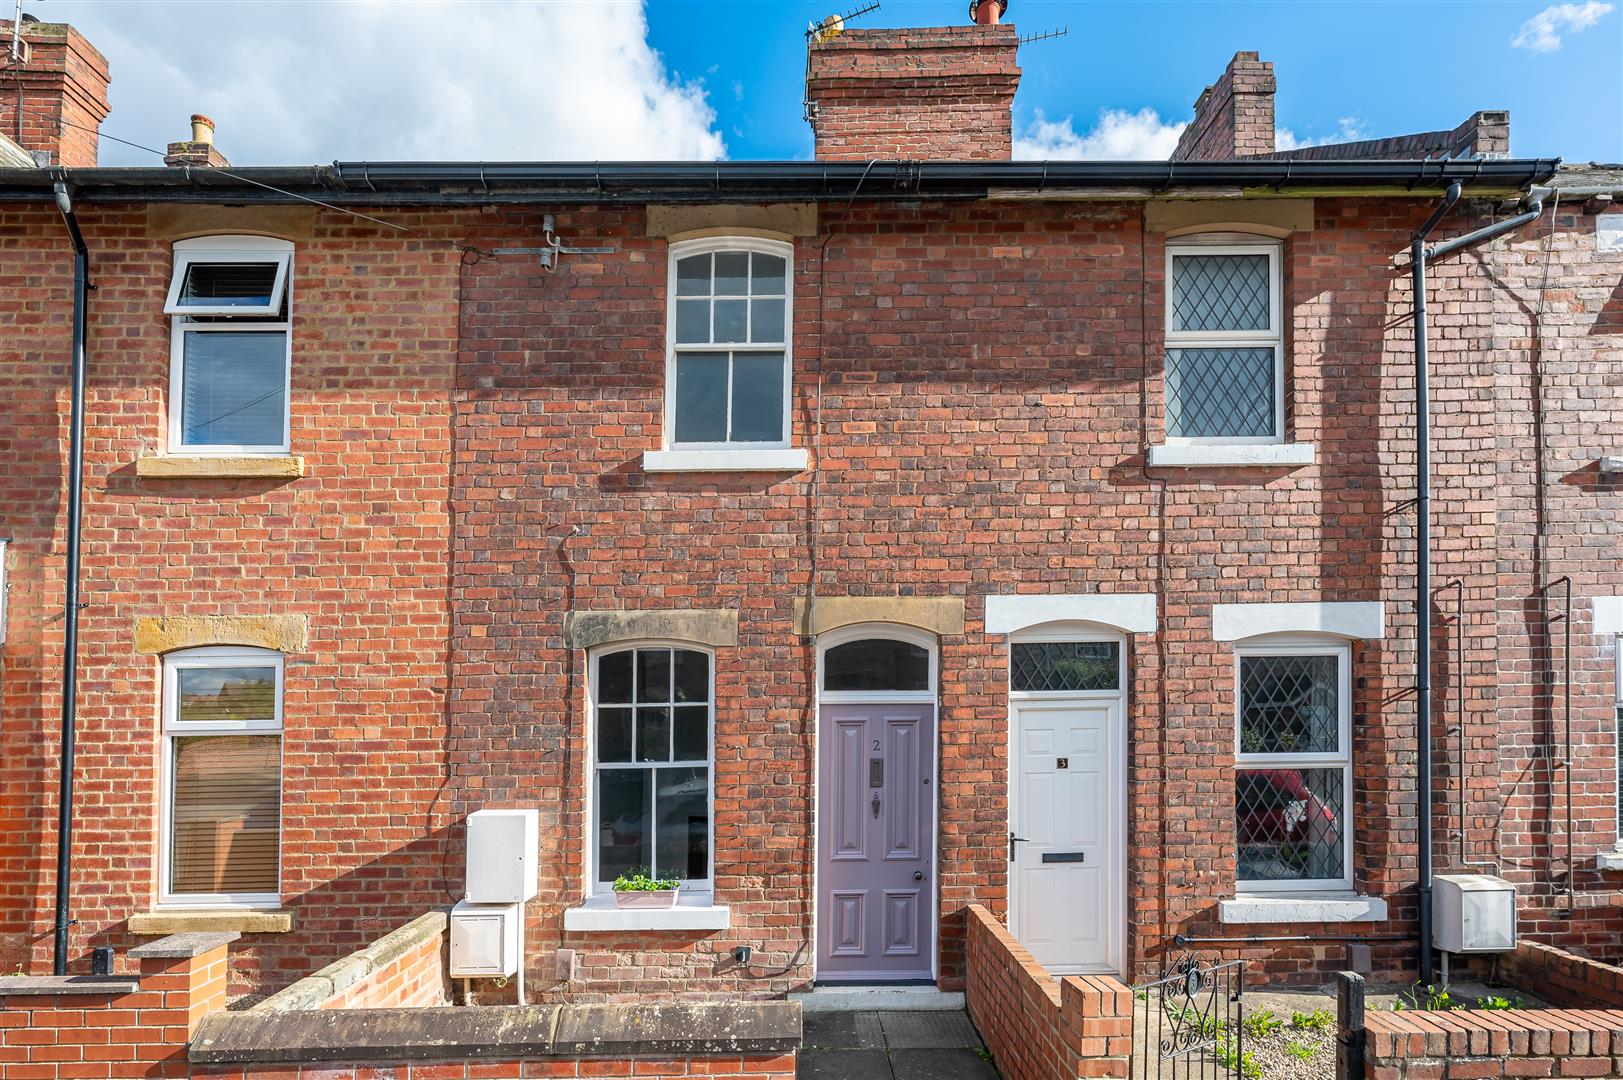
[890, 1049, 1000, 1080]
[803, 1011, 887, 1051]
[879, 1010, 982, 1050]
[798, 1048, 893, 1080]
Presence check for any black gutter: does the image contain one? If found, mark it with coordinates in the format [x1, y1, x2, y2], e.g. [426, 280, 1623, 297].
[49, 179, 89, 977]
[1409, 182, 1547, 989]
[0, 157, 1562, 205]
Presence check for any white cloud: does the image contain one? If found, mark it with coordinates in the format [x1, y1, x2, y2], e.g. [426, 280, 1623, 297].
[1276, 117, 1370, 151]
[1013, 108, 1187, 160]
[1512, 2, 1615, 51]
[46, 0, 726, 165]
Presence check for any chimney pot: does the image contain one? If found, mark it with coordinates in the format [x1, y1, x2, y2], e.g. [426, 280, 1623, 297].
[190, 114, 214, 145]
[970, 0, 1007, 24]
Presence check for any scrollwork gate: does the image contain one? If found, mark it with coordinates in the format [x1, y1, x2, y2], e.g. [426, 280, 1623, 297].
[1129, 955, 1245, 1079]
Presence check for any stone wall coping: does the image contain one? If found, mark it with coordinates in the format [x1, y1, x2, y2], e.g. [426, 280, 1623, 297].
[127, 931, 240, 958]
[191, 1000, 803, 1064]
[0, 975, 141, 998]
[252, 908, 448, 1013]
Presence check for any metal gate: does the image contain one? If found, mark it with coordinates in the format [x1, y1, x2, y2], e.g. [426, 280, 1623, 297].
[1130, 955, 1245, 1079]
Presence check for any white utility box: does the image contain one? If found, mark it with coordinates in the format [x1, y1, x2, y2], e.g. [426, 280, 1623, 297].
[449, 900, 519, 977]
[1433, 874, 1517, 954]
[466, 807, 539, 903]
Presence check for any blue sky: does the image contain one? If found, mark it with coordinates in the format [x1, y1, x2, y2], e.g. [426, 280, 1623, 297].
[645, 0, 1622, 162]
[42, 0, 1621, 166]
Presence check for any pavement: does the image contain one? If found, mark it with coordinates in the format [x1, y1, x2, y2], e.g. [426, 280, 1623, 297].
[798, 1009, 1001, 1080]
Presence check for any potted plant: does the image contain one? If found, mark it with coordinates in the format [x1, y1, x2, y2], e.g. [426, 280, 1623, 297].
[612, 869, 681, 909]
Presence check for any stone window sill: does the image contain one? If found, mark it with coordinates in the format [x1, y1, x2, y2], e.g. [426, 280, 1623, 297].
[642, 449, 808, 474]
[1219, 894, 1388, 925]
[562, 892, 730, 933]
[135, 454, 306, 480]
[1147, 443, 1316, 468]
[128, 909, 293, 935]
[1596, 850, 1623, 871]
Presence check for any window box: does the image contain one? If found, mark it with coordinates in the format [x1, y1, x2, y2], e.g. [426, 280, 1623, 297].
[613, 886, 680, 910]
[563, 891, 730, 933]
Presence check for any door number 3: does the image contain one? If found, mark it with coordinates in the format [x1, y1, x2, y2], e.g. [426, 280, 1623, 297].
[1056, 757, 1069, 769]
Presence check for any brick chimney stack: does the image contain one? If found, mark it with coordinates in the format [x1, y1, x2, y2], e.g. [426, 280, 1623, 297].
[805, 12, 1020, 161]
[0, 19, 110, 167]
[165, 114, 230, 168]
[1170, 51, 1275, 161]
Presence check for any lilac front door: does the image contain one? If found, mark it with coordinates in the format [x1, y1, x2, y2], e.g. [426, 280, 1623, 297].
[817, 702, 935, 981]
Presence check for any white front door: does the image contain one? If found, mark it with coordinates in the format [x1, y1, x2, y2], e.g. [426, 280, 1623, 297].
[1010, 695, 1123, 974]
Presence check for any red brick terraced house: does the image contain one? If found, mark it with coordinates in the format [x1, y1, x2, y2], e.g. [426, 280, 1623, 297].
[0, 11, 1620, 1007]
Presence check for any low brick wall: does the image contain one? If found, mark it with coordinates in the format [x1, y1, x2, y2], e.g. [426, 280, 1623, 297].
[1495, 938, 1623, 1010]
[195, 1055, 795, 1079]
[0, 931, 235, 1080]
[191, 1001, 801, 1078]
[252, 909, 449, 1012]
[1364, 1008, 1623, 1078]
[963, 904, 1132, 1079]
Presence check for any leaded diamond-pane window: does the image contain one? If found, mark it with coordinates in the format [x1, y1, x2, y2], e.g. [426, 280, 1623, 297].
[1165, 347, 1276, 439]
[1234, 645, 1350, 889]
[1235, 767, 1345, 883]
[1170, 254, 1270, 332]
[1011, 641, 1120, 693]
[1164, 244, 1281, 442]
[1239, 655, 1338, 755]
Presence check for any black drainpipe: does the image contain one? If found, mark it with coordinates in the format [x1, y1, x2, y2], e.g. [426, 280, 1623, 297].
[1410, 181, 1546, 988]
[51, 179, 89, 976]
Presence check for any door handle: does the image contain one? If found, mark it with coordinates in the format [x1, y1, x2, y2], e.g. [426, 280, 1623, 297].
[913, 871, 924, 881]
[1009, 831, 1029, 861]
[872, 793, 881, 819]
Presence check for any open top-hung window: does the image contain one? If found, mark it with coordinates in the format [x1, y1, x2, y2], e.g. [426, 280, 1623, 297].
[667, 238, 792, 449]
[166, 236, 293, 453]
[1165, 240, 1283, 444]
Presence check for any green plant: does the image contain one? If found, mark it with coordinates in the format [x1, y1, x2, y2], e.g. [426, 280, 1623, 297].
[1241, 1008, 1283, 1039]
[611, 868, 679, 892]
[1394, 983, 1458, 1012]
[1284, 1040, 1316, 1062]
[1291, 1007, 1335, 1032]
[1214, 1037, 1262, 1080]
[972, 1047, 993, 1064]
[1476, 994, 1523, 1011]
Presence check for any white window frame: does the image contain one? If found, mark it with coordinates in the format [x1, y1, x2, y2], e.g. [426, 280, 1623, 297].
[1233, 636, 1353, 894]
[1615, 642, 1622, 847]
[1164, 237, 1284, 446]
[167, 235, 294, 455]
[586, 640, 716, 897]
[663, 236, 794, 452]
[158, 646, 284, 908]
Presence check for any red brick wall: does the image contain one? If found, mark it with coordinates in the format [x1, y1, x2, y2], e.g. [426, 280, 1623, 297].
[1170, 51, 1275, 161]
[1496, 939, 1623, 1010]
[806, 25, 1020, 160]
[3, 191, 1619, 1002]
[964, 905, 1131, 1079]
[0, 943, 227, 1080]
[1365, 1007, 1623, 1079]
[0, 21, 110, 167]
[0, 203, 467, 992]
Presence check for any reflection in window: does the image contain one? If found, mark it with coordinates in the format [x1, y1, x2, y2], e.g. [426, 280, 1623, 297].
[594, 646, 711, 886]
[1010, 641, 1120, 692]
[823, 639, 930, 693]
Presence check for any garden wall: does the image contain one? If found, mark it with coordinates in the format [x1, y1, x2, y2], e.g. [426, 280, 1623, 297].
[963, 904, 1132, 1079]
[249, 909, 450, 1012]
